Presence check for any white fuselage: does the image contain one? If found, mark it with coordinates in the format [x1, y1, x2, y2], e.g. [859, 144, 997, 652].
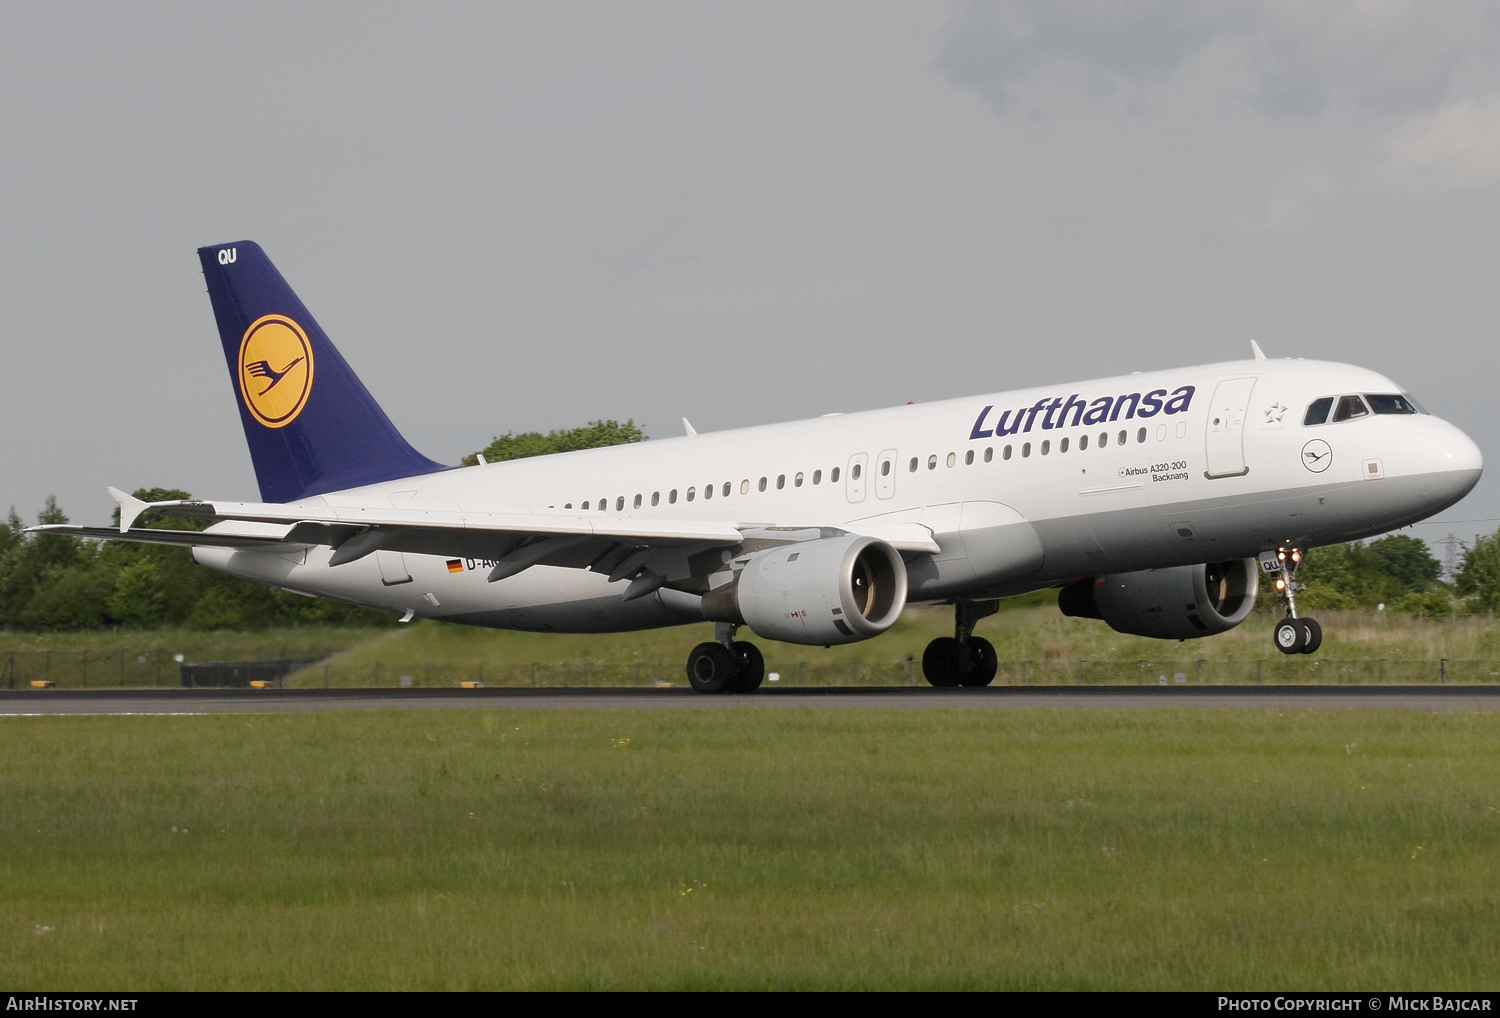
[195, 357, 1482, 637]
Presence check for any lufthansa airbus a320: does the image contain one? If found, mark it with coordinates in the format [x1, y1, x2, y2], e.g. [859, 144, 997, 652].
[35, 242, 1484, 691]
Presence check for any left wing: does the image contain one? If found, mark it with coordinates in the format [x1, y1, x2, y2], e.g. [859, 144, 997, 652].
[31, 489, 938, 601]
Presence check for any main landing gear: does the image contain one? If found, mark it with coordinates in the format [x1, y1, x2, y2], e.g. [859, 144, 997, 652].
[1269, 546, 1322, 656]
[686, 623, 764, 694]
[923, 599, 1000, 687]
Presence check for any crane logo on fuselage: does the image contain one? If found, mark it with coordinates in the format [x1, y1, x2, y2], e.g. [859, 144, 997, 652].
[969, 386, 1195, 440]
[237, 314, 315, 429]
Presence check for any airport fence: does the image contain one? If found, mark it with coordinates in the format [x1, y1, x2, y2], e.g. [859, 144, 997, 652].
[0, 648, 337, 690]
[281, 656, 1500, 689]
[7, 649, 1500, 690]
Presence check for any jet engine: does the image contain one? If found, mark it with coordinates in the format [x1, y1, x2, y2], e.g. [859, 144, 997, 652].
[709, 535, 908, 645]
[1058, 559, 1259, 640]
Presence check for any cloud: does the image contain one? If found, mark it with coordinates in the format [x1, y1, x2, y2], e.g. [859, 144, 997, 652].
[1380, 95, 1500, 190]
[939, 0, 1500, 119]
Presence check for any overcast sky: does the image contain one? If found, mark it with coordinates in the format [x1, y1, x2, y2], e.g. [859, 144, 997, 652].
[4, 1, 1499, 556]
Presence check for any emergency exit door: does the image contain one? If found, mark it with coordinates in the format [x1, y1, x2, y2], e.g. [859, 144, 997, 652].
[1204, 377, 1256, 478]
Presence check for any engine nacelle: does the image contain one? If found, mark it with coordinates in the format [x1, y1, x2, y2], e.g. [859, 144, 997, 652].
[1058, 559, 1259, 640]
[732, 535, 907, 645]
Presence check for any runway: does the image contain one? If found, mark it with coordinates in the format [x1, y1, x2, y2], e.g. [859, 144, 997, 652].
[3, 685, 1500, 714]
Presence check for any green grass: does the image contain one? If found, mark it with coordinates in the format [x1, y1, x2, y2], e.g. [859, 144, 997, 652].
[7, 605, 1500, 688]
[5, 709, 1500, 989]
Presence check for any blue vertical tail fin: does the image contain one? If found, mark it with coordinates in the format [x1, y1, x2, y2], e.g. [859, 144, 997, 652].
[198, 241, 447, 503]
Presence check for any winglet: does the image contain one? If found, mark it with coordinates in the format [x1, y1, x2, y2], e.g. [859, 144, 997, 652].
[107, 487, 148, 533]
[682, 418, 697, 437]
[1250, 340, 1267, 361]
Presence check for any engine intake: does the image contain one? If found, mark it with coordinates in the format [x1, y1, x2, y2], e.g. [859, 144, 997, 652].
[1059, 559, 1259, 640]
[729, 535, 907, 645]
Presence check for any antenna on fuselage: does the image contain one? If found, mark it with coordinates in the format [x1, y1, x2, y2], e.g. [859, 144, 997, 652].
[1250, 340, 1268, 361]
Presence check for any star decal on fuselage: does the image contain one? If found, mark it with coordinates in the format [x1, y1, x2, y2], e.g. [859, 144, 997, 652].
[1265, 401, 1288, 423]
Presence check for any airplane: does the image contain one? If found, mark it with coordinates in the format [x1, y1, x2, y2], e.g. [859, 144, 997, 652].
[32, 241, 1484, 692]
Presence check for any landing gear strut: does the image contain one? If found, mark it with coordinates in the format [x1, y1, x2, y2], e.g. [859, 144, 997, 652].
[923, 600, 1000, 687]
[685, 622, 764, 694]
[1269, 546, 1322, 655]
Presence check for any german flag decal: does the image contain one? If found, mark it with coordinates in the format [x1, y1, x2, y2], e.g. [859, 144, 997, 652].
[446, 560, 464, 573]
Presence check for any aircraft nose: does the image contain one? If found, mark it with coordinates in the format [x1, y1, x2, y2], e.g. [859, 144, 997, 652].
[1409, 420, 1483, 510]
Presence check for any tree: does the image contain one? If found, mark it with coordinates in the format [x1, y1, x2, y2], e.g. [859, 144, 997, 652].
[1367, 534, 1443, 591]
[1456, 531, 1500, 613]
[462, 419, 645, 466]
[1298, 535, 1444, 609]
[107, 558, 169, 627]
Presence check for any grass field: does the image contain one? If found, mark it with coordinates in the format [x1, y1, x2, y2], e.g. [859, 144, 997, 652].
[6, 604, 1500, 688]
[5, 708, 1500, 990]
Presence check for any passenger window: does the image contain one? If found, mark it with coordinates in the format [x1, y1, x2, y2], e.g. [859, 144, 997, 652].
[1079, 435, 1088, 451]
[1004, 445, 1012, 460]
[909, 457, 918, 472]
[813, 470, 822, 485]
[686, 487, 695, 502]
[564, 503, 572, 509]
[946, 452, 956, 467]
[1099, 432, 1108, 447]
[723, 482, 731, 497]
[965, 450, 974, 465]
[1041, 440, 1050, 455]
[777, 474, 786, 489]
[984, 447, 993, 463]
[1136, 428, 1146, 443]
[632, 494, 642, 509]
[650, 492, 659, 507]
[1333, 395, 1369, 422]
[831, 467, 840, 482]
[794, 472, 804, 487]
[1118, 430, 1127, 446]
[617, 496, 626, 511]
[741, 479, 749, 495]
[1060, 437, 1070, 453]
[927, 455, 937, 470]
[1366, 394, 1418, 415]
[1304, 397, 1333, 426]
[704, 484, 713, 500]
[1022, 443, 1031, 458]
[758, 477, 767, 492]
[881, 460, 891, 476]
[598, 497, 606, 512]
[581, 500, 590, 510]
[669, 489, 678, 504]
[852, 464, 862, 480]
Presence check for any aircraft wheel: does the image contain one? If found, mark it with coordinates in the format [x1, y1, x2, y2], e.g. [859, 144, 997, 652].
[1274, 619, 1305, 655]
[727, 641, 764, 693]
[1298, 618, 1323, 655]
[686, 642, 737, 694]
[959, 637, 998, 687]
[922, 637, 970, 687]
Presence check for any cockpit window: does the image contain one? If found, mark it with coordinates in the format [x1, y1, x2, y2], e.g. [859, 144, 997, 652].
[1366, 394, 1420, 415]
[1304, 397, 1333, 426]
[1332, 394, 1369, 422]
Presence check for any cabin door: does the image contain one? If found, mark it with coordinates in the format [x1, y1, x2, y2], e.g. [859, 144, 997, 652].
[1204, 377, 1256, 478]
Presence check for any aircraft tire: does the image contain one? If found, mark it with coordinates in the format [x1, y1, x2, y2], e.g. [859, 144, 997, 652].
[1298, 618, 1323, 655]
[1274, 619, 1305, 655]
[687, 642, 737, 694]
[923, 637, 970, 687]
[959, 637, 998, 687]
[728, 641, 764, 693]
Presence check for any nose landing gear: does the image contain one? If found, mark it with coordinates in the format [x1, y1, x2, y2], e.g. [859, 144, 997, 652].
[923, 599, 1000, 687]
[1268, 546, 1322, 655]
[685, 623, 764, 693]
